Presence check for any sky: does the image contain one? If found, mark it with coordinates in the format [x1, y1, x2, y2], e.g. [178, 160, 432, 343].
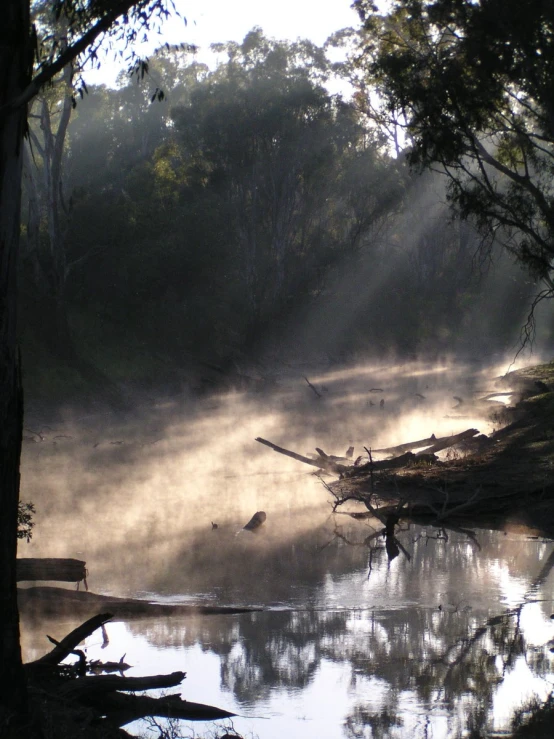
[84, 0, 362, 86]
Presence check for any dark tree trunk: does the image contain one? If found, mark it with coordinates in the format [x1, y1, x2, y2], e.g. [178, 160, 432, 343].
[0, 0, 32, 718]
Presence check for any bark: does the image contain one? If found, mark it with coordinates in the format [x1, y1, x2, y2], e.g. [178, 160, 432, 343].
[0, 0, 32, 716]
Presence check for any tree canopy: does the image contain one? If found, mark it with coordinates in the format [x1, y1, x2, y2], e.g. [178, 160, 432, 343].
[354, 0, 554, 304]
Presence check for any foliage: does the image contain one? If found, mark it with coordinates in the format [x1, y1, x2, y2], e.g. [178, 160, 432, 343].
[17, 26, 548, 403]
[17, 502, 35, 542]
[354, 0, 554, 292]
[27, 32, 412, 375]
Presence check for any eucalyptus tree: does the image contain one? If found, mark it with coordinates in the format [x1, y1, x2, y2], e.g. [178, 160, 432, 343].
[353, 0, 554, 333]
[0, 0, 179, 720]
[168, 29, 404, 352]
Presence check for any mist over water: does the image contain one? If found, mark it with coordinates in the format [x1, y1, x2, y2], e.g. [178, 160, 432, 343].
[18, 357, 554, 738]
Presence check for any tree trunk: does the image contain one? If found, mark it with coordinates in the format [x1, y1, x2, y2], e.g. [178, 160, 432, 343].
[0, 0, 32, 718]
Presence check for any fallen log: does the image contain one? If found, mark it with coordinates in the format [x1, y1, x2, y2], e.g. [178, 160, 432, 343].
[373, 429, 479, 458]
[26, 612, 113, 669]
[373, 435, 438, 456]
[23, 611, 235, 732]
[414, 428, 479, 456]
[255, 437, 347, 473]
[316, 447, 351, 462]
[85, 692, 236, 726]
[17, 557, 87, 585]
[344, 451, 437, 478]
[18, 586, 262, 618]
[243, 511, 267, 530]
[58, 671, 187, 699]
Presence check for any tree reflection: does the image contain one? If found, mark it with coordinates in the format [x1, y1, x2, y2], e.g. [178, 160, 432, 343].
[345, 704, 403, 739]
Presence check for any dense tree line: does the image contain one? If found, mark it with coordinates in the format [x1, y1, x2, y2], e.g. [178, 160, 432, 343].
[19, 29, 539, 405]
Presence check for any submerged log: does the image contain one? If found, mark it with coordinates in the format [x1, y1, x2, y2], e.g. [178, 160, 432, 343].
[243, 511, 267, 530]
[18, 586, 263, 618]
[59, 671, 187, 698]
[86, 692, 236, 726]
[17, 557, 87, 584]
[373, 429, 479, 458]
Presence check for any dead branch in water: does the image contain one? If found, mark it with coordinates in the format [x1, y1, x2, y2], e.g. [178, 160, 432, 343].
[303, 375, 322, 398]
[255, 437, 347, 473]
[26, 612, 113, 669]
[24, 612, 235, 727]
[86, 692, 236, 726]
[58, 671, 187, 699]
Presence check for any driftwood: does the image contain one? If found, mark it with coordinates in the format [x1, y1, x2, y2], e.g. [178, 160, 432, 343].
[17, 557, 87, 585]
[25, 612, 235, 726]
[316, 447, 351, 462]
[58, 671, 187, 698]
[27, 613, 113, 668]
[18, 586, 263, 618]
[373, 435, 438, 456]
[255, 437, 347, 473]
[256, 429, 479, 477]
[85, 692, 236, 726]
[414, 428, 479, 456]
[243, 511, 267, 530]
[303, 375, 322, 398]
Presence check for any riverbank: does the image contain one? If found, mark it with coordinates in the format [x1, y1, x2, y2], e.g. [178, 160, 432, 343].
[330, 360, 554, 537]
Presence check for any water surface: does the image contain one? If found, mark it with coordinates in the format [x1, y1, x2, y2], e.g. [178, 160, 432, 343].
[19, 360, 554, 738]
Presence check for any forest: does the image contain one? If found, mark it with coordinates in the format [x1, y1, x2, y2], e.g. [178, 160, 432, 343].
[18, 23, 552, 410]
[3, 1, 554, 738]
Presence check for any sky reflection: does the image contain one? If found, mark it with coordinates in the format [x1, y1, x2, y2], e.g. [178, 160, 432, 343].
[18, 359, 554, 738]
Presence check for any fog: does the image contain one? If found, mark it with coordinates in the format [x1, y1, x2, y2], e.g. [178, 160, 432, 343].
[19, 356, 528, 598]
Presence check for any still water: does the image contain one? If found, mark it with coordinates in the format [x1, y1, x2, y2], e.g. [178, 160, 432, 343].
[18, 360, 554, 738]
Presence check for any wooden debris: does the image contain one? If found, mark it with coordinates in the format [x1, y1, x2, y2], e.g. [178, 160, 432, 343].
[23, 611, 236, 725]
[86, 691, 235, 725]
[17, 557, 87, 585]
[414, 428, 479, 456]
[303, 375, 322, 398]
[255, 437, 347, 473]
[18, 586, 263, 618]
[243, 511, 267, 530]
[26, 612, 113, 669]
[58, 671, 187, 698]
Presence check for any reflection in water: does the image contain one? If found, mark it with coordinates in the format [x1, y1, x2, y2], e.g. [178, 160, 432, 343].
[18, 360, 554, 737]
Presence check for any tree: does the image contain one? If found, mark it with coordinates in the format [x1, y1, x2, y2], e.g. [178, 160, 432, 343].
[0, 0, 178, 722]
[166, 30, 405, 356]
[353, 0, 554, 332]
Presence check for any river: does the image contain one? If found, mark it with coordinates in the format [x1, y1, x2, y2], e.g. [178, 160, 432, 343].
[18, 359, 554, 738]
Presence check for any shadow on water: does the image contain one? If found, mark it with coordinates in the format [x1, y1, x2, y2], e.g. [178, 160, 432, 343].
[17, 359, 554, 738]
